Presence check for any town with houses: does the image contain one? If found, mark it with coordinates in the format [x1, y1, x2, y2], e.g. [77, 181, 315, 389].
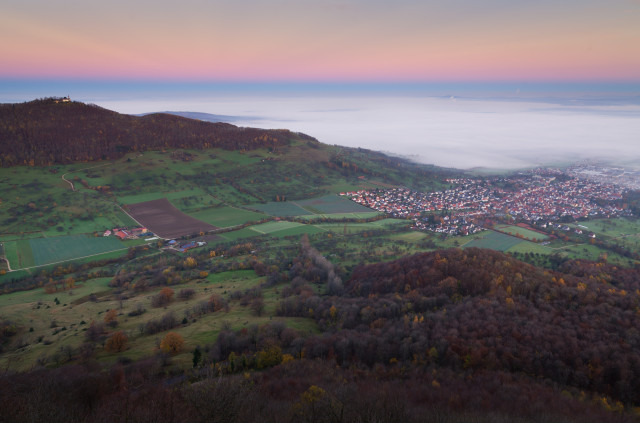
[344, 167, 633, 236]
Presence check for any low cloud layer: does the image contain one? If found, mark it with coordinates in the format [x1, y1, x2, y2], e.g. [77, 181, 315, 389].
[95, 93, 640, 170]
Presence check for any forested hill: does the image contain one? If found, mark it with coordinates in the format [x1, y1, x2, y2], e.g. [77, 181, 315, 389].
[278, 247, 640, 407]
[0, 98, 297, 166]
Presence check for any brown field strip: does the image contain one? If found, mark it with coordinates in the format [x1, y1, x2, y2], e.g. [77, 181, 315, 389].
[126, 198, 216, 239]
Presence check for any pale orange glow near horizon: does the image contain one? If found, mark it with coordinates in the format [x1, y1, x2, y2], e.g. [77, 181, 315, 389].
[1, 0, 639, 82]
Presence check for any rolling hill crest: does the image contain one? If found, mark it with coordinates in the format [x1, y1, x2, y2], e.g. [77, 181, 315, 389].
[0, 98, 300, 166]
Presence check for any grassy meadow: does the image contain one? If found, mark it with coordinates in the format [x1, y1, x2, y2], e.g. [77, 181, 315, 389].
[462, 230, 525, 252]
[494, 224, 550, 241]
[0, 268, 318, 371]
[190, 206, 269, 228]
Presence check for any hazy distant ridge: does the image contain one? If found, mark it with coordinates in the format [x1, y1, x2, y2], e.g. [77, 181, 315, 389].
[136, 111, 260, 124]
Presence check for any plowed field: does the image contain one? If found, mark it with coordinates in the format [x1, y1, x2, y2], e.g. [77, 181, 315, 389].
[127, 198, 216, 239]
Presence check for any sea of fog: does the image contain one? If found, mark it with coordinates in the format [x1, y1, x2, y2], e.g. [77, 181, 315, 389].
[97, 95, 640, 170]
[3, 82, 640, 170]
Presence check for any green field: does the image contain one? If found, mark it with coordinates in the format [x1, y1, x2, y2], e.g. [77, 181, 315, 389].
[505, 241, 554, 255]
[2, 240, 38, 269]
[249, 221, 306, 234]
[266, 225, 326, 238]
[388, 231, 430, 243]
[318, 219, 408, 234]
[250, 194, 376, 218]
[118, 188, 211, 205]
[4, 235, 126, 269]
[562, 243, 636, 266]
[190, 206, 269, 228]
[570, 218, 640, 239]
[296, 194, 374, 214]
[2, 241, 19, 269]
[115, 209, 139, 227]
[212, 220, 329, 239]
[495, 224, 549, 241]
[215, 228, 265, 242]
[297, 212, 383, 221]
[463, 230, 525, 252]
[249, 202, 311, 216]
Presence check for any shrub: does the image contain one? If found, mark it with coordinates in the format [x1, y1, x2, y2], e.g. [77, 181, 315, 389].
[178, 288, 196, 300]
[151, 287, 174, 307]
[105, 331, 128, 353]
[160, 332, 184, 355]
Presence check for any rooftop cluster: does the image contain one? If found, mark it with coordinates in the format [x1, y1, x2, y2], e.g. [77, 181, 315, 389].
[344, 171, 631, 235]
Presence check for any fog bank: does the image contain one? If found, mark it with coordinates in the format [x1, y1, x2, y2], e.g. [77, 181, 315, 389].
[99, 95, 639, 170]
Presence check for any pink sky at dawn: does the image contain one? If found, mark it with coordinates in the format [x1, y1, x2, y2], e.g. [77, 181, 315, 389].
[1, 0, 639, 82]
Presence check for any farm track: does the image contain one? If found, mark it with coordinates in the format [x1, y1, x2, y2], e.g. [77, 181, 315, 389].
[61, 161, 116, 191]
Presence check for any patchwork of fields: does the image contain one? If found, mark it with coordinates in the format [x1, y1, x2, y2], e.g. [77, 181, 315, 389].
[249, 194, 374, 217]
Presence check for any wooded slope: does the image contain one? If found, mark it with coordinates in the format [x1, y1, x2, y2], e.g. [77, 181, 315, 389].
[0, 98, 294, 166]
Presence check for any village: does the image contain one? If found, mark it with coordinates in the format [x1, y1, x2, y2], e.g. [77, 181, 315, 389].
[344, 171, 632, 235]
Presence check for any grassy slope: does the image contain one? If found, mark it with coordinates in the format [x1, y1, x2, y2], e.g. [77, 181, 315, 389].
[0, 140, 454, 271]
[0, 269, 318, 371]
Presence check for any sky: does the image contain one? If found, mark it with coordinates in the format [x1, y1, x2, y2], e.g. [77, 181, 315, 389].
[1, 1, 639, 170]
[1, 0, 640, 82]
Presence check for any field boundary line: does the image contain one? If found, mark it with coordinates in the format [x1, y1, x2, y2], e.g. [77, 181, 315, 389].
[116, 203, 146, 228]
[7, 247, 131, 272]
[290, 201, 316, 215]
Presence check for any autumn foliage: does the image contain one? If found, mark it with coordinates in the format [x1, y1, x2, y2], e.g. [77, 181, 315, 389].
[103, 309, 118, 327]
[152, 287, 174, 307]
[160, 332, 184, 355]
[276, 247, 640, 406]
[104, 331, 128, 353]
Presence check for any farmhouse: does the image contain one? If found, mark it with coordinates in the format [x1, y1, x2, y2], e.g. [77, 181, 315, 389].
[112, 227, 148, 240]
[114, 230, 130, 240]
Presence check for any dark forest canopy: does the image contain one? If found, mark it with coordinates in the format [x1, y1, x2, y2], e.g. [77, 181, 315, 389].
[0, 98, 300, 166]
[277, 247, 640, 407]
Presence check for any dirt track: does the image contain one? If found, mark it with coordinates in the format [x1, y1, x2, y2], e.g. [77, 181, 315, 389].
[126, 198, 216, 239]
